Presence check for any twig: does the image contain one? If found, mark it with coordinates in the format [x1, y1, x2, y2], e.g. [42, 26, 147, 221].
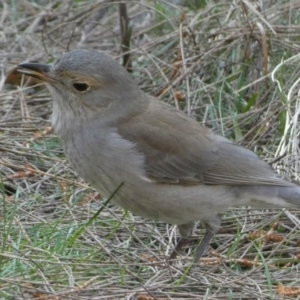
[119, 3, 132, 72]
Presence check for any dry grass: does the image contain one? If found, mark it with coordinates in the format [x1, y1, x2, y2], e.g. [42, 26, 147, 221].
[1, 0, 300, 299]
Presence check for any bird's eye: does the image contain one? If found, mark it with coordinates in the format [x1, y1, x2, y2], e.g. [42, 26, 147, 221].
[73, 83, 90, 92]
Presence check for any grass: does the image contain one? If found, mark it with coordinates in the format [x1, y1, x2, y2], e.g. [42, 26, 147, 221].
[1, 0, 300, 299]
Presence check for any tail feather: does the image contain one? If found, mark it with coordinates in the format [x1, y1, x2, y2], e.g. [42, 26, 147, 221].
[278, 186, 300, 207]
[235, 185, 300, 208]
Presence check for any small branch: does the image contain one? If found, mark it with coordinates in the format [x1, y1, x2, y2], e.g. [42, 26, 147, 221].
[269, 151, 287, 165]
[119, 3, 132, 72]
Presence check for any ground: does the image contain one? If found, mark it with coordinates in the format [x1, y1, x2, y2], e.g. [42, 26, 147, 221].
[1, 0, 300, 299]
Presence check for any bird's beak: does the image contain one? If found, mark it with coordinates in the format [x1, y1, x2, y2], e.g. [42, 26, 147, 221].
[17, 63, 54, 82]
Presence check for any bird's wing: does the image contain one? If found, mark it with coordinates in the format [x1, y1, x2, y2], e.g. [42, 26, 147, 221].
[117, 98, 293, 187]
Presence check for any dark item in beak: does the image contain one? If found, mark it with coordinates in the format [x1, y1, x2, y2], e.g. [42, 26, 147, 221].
[17, 63, 52, 82]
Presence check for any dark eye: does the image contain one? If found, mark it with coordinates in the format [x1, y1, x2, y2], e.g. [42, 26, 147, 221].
[73, 83, 89, 92]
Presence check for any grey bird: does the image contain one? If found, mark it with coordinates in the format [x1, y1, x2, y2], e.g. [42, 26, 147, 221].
[17, 49, 300, 264]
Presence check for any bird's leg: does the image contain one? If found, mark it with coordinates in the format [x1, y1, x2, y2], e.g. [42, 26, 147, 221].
[169, 238, 189, 261]
[193, 214, 221, 264]
[192, 226, 215, 263]
[168, 215, 222, 263]
[169, 221, 195, 261]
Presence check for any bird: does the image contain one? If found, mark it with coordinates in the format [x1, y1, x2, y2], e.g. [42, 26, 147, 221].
[17, 49, 300, 264]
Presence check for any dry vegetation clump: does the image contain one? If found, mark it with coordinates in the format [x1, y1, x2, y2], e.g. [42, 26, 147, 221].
[1, 0, 300, 299]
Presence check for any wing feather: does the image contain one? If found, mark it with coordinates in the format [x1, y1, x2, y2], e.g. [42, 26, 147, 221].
[118, 98, 293, 187]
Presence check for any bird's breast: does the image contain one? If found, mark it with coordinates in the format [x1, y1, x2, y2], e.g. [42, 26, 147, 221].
[62, 124, 151, 198]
